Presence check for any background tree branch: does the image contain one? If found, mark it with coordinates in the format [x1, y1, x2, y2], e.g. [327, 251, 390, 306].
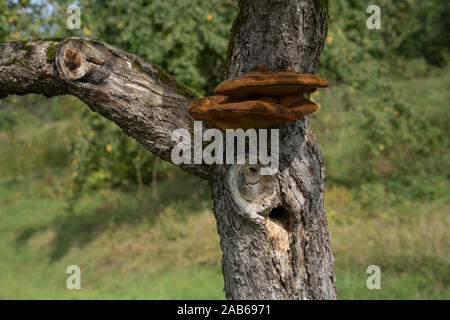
[0, 38, 209, 180]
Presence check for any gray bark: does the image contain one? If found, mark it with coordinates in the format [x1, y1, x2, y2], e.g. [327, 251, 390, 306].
[214, 0, 336, 299]
[0, 0, 336, 300]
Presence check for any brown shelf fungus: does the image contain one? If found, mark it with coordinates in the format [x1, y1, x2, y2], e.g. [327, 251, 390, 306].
[189, 95, 296, 130]
[188, 65, 329, 130]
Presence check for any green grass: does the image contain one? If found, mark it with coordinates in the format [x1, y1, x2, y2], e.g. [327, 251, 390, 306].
[0, 170, 448, 299]
[0, 171, 225, 299]
[335, 269, 450, 300]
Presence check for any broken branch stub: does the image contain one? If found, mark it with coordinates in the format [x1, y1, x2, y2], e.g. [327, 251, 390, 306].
[56, 40, 111, 83]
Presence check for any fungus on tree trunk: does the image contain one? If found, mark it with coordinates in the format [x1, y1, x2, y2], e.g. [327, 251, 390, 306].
[189, 65, 329, 130]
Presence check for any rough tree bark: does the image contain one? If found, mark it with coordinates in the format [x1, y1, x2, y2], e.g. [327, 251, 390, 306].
[215, 0, 335, 299]
[0, 0, 336, 299]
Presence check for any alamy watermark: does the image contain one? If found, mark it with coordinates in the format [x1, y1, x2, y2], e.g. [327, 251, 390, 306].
[366, 265, 381, 290]
[367, 5, 381, 30]
[66, 4, 81, 30]
[171, 121, 279, 175]
[66, 265, 81, 290]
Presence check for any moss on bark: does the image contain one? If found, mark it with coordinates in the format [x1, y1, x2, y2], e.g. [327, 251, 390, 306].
[45, 43, 60, 62]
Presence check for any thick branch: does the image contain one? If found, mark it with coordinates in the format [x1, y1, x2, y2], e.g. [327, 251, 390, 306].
[0, 38, 209, 180]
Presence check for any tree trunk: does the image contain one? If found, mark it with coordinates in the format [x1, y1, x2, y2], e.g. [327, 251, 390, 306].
[213, 0, 336, 299]
[0, 0, 336, 300]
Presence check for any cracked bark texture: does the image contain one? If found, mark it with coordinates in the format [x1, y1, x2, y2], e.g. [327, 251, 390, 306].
[214, 0, 336, 299]
[0, 0, 336, 300]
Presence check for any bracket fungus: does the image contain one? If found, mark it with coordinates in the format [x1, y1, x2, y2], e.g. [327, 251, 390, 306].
[189, 64, 329, 130]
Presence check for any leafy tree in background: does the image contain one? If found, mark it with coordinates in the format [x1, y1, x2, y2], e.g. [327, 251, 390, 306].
[320, 0, 450, 84]
[47, 0, 237, 203]
[50, 0, 238, 96]
[4, 0, 448, 91]
[314, 0, 449, 198]
[2, 0, 237, 199]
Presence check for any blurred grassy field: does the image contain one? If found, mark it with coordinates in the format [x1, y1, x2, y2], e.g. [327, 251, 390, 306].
[0, 171, 448, 299]
[0, 67, 448, 300]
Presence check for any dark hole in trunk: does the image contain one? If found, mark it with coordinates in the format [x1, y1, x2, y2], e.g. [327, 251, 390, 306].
[268, 206, 292, 232]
